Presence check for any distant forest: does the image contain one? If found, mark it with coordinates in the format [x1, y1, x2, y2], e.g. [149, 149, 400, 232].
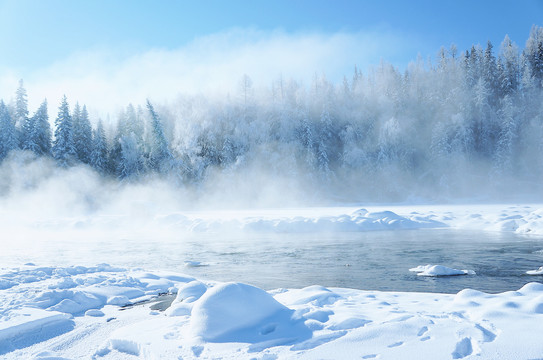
[2, 26, 543, 201]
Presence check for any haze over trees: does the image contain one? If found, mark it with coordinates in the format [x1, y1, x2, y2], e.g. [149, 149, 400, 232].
[2, 26, 543, 201]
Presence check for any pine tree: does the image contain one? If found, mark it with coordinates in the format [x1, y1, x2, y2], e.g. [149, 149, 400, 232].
[25, 100, 51, 155]
[15, 79, 28, 149]
[118, 133, 143, 180]
[71, 103, 82, 160]
[317, 105, 334, 179]
[493, 95, 517, 175]
[125, 103, 144, 147]
[73, 104, 93, 163]
[90, 120, 108, 174]
[499, 35, 520, 96]
[147, 100, 174, 173]
[482, 41, 498, 105]
[35, 100, 52, 155]
[0, 100, 18, 160]
[523, 25, 543, 86]
[52, 95, 76, 167]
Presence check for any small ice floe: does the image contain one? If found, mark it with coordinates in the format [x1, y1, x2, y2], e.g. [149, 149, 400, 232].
[526, 266, 543, 275]
[184, 261, 208, 268]
[410, 264, 475, 277]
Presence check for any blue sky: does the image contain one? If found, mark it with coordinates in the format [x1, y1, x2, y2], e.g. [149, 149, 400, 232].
[0, 0, 541, 115]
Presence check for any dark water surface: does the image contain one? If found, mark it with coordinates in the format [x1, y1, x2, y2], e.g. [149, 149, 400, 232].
[9, 229, 543, 294]
[173, 229, 543, 293]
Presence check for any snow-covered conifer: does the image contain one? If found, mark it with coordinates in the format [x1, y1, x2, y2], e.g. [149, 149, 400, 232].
[0, 100, 18, 159]
[52, 95, 76, 167]
[90, 120, 108, 174]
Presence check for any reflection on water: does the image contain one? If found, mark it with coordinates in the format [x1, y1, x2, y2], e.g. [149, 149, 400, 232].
[6, 229, 543, 293]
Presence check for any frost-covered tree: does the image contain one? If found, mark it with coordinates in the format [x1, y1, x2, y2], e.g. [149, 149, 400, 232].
[73, 104, 93, 163]
[524, 25, 543, 86]
[125, 103, 145, 147]
[15, 79, 28, 148]
[316, 105, 334, 178]
[118, 133, 144, 180]
[0, 100, 18, 159]
[90, 120, 108, 174]
[147, 100, 175, 173]
[26, 100, 51, 155]
[499, 35, 520, 96]
[3, 26, 543, 200]
[493, 95, 517, 175]
[52, 95, 76, 167]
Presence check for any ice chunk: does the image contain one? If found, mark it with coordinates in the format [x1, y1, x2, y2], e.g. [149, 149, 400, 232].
[411, 265, 475, 277]
[526, 266, 543, 275]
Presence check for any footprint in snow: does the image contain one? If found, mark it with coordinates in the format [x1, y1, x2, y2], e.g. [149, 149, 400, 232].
[362, 355, 378, 359]
[191, 345, 204, 357]
[387, 341, 404, 348]
[417, 326, 428, 337]
[451, 337, 473, 359]
[475, 323, 496, 342]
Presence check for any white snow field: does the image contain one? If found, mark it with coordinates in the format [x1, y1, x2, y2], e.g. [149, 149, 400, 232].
[1, 204, 543, 359]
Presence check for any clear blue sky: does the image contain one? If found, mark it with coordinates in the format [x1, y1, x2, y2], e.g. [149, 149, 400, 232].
[0, 0, 541, 115]
[1, 0, 541, 72]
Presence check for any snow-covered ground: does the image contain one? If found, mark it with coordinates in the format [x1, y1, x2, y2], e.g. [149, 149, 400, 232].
[2, 204, 543, 359]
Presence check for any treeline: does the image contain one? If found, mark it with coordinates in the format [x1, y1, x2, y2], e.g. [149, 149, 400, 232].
[2, 26, 543, 200]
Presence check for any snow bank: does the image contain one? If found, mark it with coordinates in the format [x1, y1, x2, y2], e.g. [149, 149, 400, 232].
[410, 264, 476, 277]
[185, 208, 446, 233]
[16, 207, 447, 235]
[0, 264, 195, 356]
[14, 203, 543, 236]
[0, 308, 73, 355]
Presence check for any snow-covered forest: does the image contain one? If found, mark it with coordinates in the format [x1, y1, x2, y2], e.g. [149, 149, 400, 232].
[2, 26, 543, 202]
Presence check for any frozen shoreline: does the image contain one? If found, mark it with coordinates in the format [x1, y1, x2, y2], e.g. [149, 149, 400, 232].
[1, 264, 542, 359]
[1, 204, 543, 359]
[5, 203, 543, 237]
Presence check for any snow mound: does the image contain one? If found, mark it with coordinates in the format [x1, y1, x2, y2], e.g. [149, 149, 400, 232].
[166, 280, 208, 316]
[410, 264, 475, 277]
[175, 280, 207, 303]
[275, 285, 342, 306]
[527, 266, 543, 275]
[190, 282, 311, 343]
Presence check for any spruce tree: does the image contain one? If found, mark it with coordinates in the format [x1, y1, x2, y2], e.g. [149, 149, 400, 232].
[0, 100, 18, 160]
[73, 104, 93, 163]
[90, 120, 108, 174]
[52, 95, 76, 167]
[15, 79, 28, 148]
[147, 100, 174, 173]
[118, 133, 143, 180]
[30, 100, 51, 155]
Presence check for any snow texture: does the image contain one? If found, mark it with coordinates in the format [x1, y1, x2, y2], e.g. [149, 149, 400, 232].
[0, 262, 542, 359]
